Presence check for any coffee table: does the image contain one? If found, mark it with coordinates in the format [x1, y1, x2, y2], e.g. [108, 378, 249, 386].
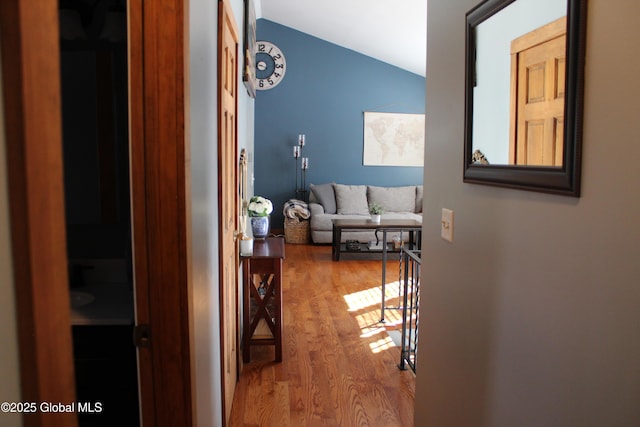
[331, 218, 421, 261]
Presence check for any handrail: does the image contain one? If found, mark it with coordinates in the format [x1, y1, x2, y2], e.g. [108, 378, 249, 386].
[399, 249, 421, 372]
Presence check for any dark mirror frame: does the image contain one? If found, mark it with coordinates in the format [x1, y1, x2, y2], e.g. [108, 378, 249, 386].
[464, 0, 587, 196]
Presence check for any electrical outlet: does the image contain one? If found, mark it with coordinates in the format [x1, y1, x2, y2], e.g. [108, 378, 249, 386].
[441, 208, 454, 242]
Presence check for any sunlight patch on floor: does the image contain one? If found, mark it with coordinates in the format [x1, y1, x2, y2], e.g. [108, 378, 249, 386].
[354, 308, 383, 330]
[369, 335, 396, 353]
[353, 307, 404, 329]
[352, 304, 405, 354]
[342, 281, 414, 354]
[360, 326, 386, 338]
[343, 280, 403, 312]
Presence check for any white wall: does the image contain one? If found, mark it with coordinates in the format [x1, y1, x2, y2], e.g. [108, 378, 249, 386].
[416, 0, 640, 426]
[0, 35, 23, 427]
[188, 0, 254, 425]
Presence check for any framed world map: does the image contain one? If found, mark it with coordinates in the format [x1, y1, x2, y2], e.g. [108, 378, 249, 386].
[363, 112, 425, 167]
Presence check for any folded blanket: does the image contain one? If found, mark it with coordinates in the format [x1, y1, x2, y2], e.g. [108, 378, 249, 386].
[283, 199, 311, 220]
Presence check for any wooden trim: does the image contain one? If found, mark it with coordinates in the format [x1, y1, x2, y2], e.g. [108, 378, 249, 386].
[127, 0, 156, 425]
[130, 0, 194, 425]
[0, 2, 77, 426]
[508, 51, 518, 164]
[510, 17, 566, 54]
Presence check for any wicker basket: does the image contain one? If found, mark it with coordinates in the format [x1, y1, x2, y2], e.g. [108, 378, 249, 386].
[284, 217, 310, 244]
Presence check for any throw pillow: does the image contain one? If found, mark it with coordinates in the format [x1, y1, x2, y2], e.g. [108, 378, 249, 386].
[333, 184, 369, 215]
[416, 185, 423, 213]
[367, 185, 416, 213]
[310, 183, 337, 214]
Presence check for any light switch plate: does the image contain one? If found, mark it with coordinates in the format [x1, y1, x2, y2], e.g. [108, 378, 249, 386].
[441, 208, 454, 242]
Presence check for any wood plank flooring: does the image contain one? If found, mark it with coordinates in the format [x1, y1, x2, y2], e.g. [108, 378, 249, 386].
[229, 243, 415, 427]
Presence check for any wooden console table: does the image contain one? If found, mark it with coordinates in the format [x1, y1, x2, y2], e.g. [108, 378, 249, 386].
[241, 237, 285, 363]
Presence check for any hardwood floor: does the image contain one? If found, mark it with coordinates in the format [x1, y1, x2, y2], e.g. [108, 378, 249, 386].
[229, 243, 415, 427]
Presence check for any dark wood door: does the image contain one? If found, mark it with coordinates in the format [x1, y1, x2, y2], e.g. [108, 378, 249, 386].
[1, 0, 196, 426]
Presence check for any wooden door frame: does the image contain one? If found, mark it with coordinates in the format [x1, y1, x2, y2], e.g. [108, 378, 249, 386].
[1, 0, 195, 426]
[129, 0, 193, 424]
[217, 0, 241, 422]
[0, 2, 76, 425]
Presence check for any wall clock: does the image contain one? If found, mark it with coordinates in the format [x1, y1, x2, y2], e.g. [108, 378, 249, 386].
[255, 41, 286, 90]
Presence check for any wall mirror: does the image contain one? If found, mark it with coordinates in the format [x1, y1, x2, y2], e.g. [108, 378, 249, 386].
[464, 0, 586, 196]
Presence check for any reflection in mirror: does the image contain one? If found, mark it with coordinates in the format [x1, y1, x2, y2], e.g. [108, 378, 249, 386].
[473, 0, 566, 166]
[464, 0, 586, 196]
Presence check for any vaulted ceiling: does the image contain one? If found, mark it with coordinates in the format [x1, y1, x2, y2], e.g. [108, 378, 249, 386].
[256, 0, 427, 77]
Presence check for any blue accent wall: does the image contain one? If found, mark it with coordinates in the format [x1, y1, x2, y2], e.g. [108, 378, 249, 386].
[255, 19, 425, 228]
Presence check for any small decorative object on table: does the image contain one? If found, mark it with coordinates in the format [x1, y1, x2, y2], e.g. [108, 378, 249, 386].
[240, 236, 254, 256]
[369, 203, 384, 223]
[346, 239, 361, 251]
[238, 205, 254, 255]
[248, 195, 273, 239]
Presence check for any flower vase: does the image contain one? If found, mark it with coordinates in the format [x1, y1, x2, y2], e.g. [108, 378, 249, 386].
[251, 216, 270, 239]
[371, 214, 381, 223]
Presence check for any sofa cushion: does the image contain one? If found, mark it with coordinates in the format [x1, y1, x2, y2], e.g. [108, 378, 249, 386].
[333, 184, 369, 215]
[310, 183, 337, 214]
[367, 185, 416, 213]
[416, 185, 423, 213]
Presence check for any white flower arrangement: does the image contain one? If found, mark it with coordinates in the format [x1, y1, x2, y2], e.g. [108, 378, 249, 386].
[247, 196, 273, 217]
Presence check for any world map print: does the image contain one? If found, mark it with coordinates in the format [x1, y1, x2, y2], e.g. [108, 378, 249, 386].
[363, 112, 425, 167]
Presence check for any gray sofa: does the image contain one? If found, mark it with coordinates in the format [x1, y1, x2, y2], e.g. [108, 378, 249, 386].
[308, 183, 423, 244]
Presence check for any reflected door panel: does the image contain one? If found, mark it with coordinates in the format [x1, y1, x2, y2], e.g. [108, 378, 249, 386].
[510, 17, 566, 165]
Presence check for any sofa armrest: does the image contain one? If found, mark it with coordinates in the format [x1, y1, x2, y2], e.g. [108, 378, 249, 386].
[309, 202, 325, 216]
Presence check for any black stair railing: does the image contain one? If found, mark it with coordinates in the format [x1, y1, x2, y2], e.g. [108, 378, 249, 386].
[399, 249, 421, 373]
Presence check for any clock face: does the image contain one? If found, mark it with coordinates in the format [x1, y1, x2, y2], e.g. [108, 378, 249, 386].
[255, 41, 286, 90]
